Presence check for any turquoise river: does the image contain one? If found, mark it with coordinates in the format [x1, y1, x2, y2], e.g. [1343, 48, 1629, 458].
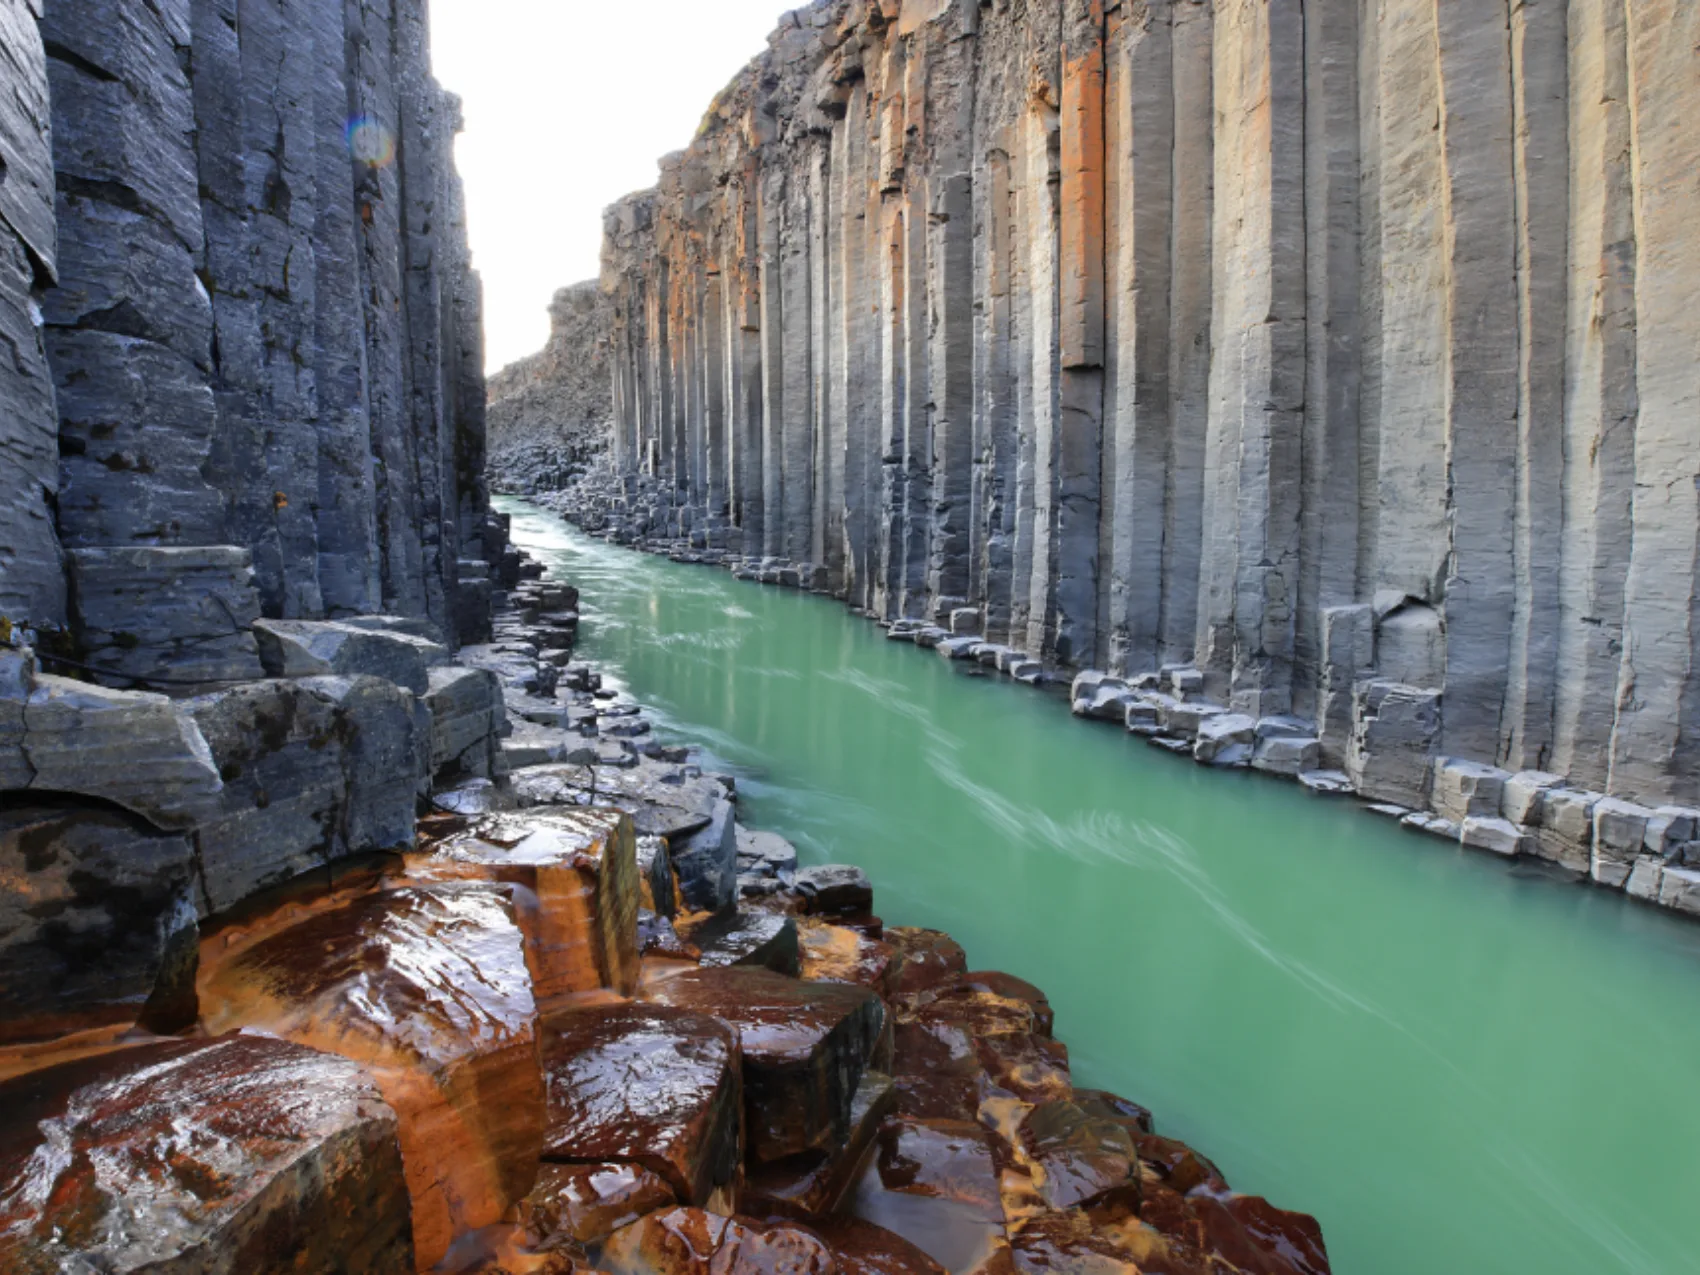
[503, 499, 1700, 1275]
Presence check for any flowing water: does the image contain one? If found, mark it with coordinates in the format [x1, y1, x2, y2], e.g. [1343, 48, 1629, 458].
[502, 499, 1700, 1275]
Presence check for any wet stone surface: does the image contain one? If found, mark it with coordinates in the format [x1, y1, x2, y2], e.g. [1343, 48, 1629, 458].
[675, 908, 800, 975]
[520, 1162, 679, 1250]
[848, 1116, 1013, 1275]
[539, 1002, 742, 1207]
[0, 1034, 413, 1274]
[597, 1207, 836, 1275]
[644, 965, 886, 1163]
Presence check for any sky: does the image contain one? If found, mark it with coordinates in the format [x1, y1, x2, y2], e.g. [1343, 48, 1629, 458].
[429, 0, 791, 374]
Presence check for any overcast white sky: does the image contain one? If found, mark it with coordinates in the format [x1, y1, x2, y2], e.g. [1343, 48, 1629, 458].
[428, 1, 790, 373]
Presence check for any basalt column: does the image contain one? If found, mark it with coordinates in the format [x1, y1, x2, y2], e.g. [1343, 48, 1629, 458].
[596, 0, 1700, 816]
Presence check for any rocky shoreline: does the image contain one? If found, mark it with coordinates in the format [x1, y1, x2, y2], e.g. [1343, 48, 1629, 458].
[516, 474, 1700, 929]
[0, 518, 1331, 1274]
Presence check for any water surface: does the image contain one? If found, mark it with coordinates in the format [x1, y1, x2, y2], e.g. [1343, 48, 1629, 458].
[503, 499, 1700, 1275]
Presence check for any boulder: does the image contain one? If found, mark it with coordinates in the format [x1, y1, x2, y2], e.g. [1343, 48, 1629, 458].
[737, 826, 800, 877]
[1254, 733, 1322, 776]
[0, 1035, 412, 1273]
[884, 927, 969, 994]
[1593, 798, 1655, 888]
[539, 1004, 742, 1206]
[797, 917, 897, 993]
[253, 618, 448, 694]
[676, 908, 802, 975]
[745, 1070, 897, 1219]
[519, 1163, 678, 1250]
[672, 795, 739, 912]
[1460, 816, 1526, 858]
[794, 863, 874, 915]
[411, 808, 641, 999]
[1530, 788, 1601, 873]
[1193, 713, 1256, 767]
[645, 965, 886, 1162]
[0, 803, 198, 1045]
[197, 883, 543, 1269]
[425, 665, 508, 781]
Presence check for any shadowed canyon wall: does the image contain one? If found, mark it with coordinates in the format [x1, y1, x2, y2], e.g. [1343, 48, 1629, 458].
[0, 0, 494, 676]
[597, 0, 1700, 808]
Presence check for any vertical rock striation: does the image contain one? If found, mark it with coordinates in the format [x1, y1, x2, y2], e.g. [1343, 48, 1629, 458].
[0, 0, 494, 671]
[591, 0, 1700, 816]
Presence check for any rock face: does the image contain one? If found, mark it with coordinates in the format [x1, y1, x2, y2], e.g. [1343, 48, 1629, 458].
[487, 280, 614, 494]
[573, 0, 1700, 816]
[0, 0, 496, 672]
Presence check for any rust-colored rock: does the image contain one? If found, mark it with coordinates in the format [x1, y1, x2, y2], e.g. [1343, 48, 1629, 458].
[745, 1069, 896, 1219]
[847, 1116, 1013, 1275]
[197, 883, 543, 1270]
[797, 916, 897, 992]
[539, 1003, 742, 1207]
[645, 965, 885, 1163]
[0, 1034, 413, 1274]
[411, 808, 641, 1000]
[1185, 1189, 1331, 1275]
[885, 927, 969, 994]
[1010, 1211, 1139, 1275]
[519, 1162, 678, 1249]
[597, 1208, 835, 1275]
[1016, 1101, 1138, 1212]
[808, 1216, 949, 1275]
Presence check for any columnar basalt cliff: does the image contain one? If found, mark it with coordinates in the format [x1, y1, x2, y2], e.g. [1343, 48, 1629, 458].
[579, 0, 1700, 910]
[0, 0, 496, 672]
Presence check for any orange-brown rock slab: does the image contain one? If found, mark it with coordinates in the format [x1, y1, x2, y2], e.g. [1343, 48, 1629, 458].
[645, 966, 886, 1163]
[796, 917, 897, 993]
[520, 1162, 679, 1249]
[807, 1216, 948, 1275]
[410, 808, 641, 1000]
[0, 1034, 413, 1274]
[847, 1116, 1014, 1275]
[197, 883, 544, 1271]
[596, 1208, 835, 1275]
[1183, 1189, 1331, 1275]
[744, 1069, 896, 1219]
[1010, 1211, 1139, 1275]
[539, 1003, 742, 1207]
[885, 927, 969, 994]
[1016, 1101, 1138, 1212]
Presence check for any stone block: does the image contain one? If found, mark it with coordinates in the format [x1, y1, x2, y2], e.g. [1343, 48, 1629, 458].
[794, 863, 874, 916]
[66, 546, 264, 686]
[1530, 789, 1601, 873]
[600, 1209, 837, 1275]
[413, 808, 641, 1000]
[254, 618, 448, 695]
[949, 607, 982, 636]
[1160, 698, 1226, 741]
[1194, 713, 1256, 767]
[425, 664, 507, 781]
[1592, 798, 1655, 888]
[1461, 817, 1526, 858]
[0, 1036, 413, 1274]
[1645, 806, 1700, 860]
[646, 966, 886, 1163]
[1658, 867, 1700, 917]
[676, 908, 801, 975]
[671, 795, 738, 913]
[1432, 758, 1511, 823]
[1346, 681, 1441, 808]
[518, 1163, 678, 1251]
[199, 883, 543, 1269]
[539, 1004, 742, 1207]
[0, 804, 198, 1045]
[1254, 733, 1321, 776]
[1626, 857, 1666, 902]
[846, 1116, 1009, 1274]
[1501, 771, 1564, 826]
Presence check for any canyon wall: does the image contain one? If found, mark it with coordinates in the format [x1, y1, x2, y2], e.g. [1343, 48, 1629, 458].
[487, 279, 613, 492]
[0, 0, 495, 677]
[597, 0, 1700, 809]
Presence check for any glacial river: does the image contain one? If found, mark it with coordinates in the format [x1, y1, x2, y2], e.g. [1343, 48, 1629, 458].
[503, 499, 1700, 1275]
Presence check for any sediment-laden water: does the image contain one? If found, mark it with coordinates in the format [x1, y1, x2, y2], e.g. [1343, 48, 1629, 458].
[503, 499, 1700, 1275]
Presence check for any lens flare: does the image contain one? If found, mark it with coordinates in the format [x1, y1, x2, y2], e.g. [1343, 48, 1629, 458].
[346, 116, 396, 168]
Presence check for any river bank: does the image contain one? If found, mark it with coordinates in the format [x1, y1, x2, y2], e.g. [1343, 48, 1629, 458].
[499, 496, 1700, 1275]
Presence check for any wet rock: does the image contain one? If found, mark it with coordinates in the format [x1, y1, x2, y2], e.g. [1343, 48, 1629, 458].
[1400, 811, 1459, 841]
[412, 808, 641, 1000]
[1592, 798, 1655, 887]
[794, 863, 874, 916]
[1009, 1211, 1140, 1274]
[0, 1035, 412, 1273]
[640, 834, 682, 916]
[639, 910, 701, 961]
[1297, 770, 1354, 796]
[808, 1216, 948, 1275]
[737, 826, 800, 877]
[253, 618, 448, 694]
[1253, 734, 1322, 777]
[677, 908, 801, 975]
[1529, 788, 1601, 874]
[848, 1116, 1012, 1275]
[539, 1003, 742, 1207]
[426, 665, 509, 782]
[598, 1208, 835, 1275]
[745, 1070, 897, 1219]
[520, 1162, 678, 1250]
[1016, 1100, 1139, 1211]
[797, 917, 897, 993]
[513, 757, 725, 843]
[1658, 867, 1700, 916]
[914, 972, 1056, 1038]
[1346, 682, 1441, 808]
[646, 965, 886, 1162]
[1185, 1189, 1331, 1275]
[672, 796, 739, 912]
[1073, 1089, 1154, 1136]
[886, 927, 970, 994]
[1500, 770, 1564, 826]
[0, 803, 199, 1045]
[197, 883, 543, 1269]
